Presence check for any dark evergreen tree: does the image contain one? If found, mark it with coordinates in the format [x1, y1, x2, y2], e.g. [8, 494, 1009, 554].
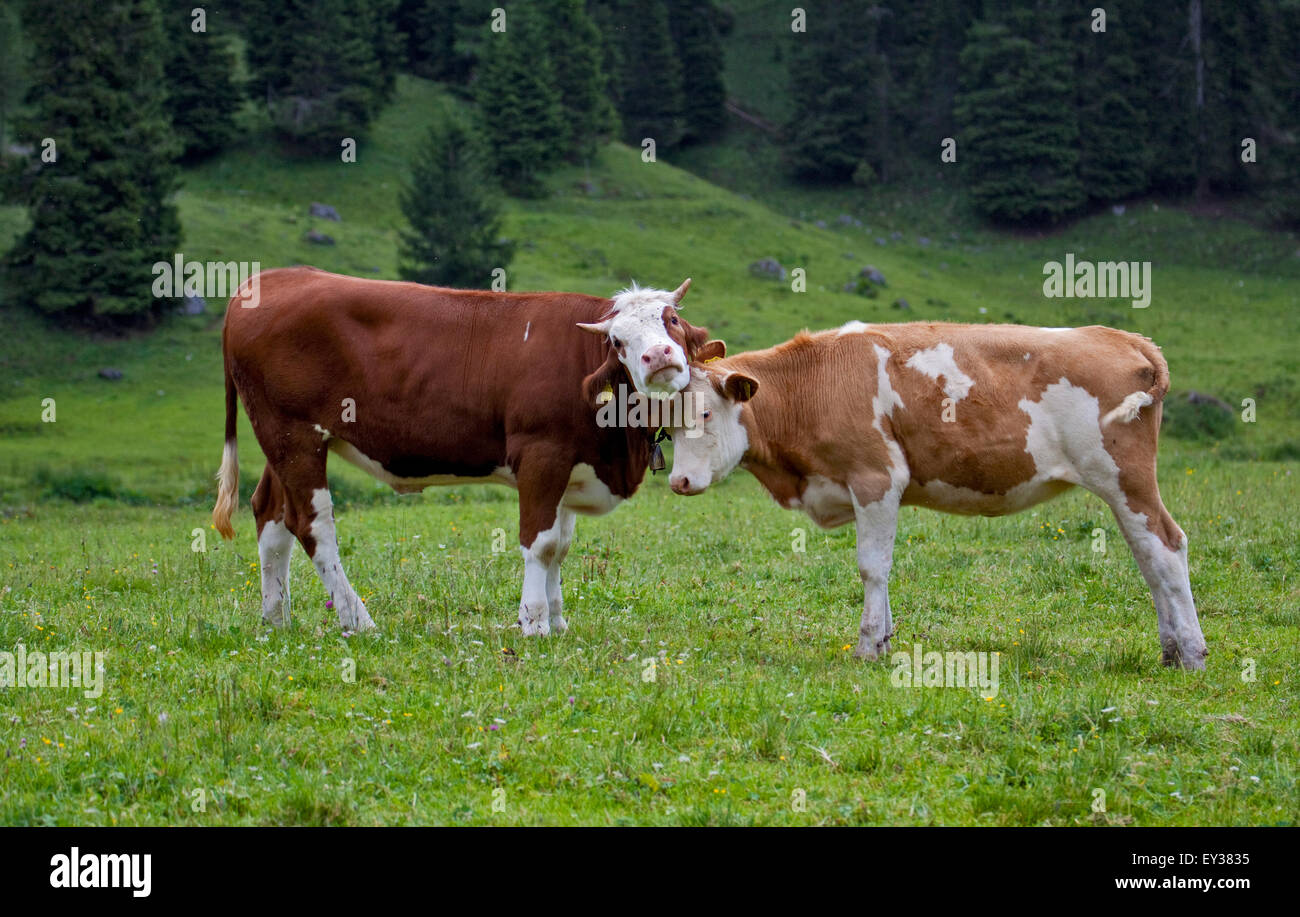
[1071, 2, 1149, 203]
[242, 0, 394, 153]
[782, 0, 875, 182]
[473, 8, 564, 196]
[603, 0, 685, 150]
[397, 0, 469, 83]
[954, 15, 1085, 224]
[666, 0, 726, 144]
[398, 105, 513, 288]
[0, 2, 25, 156]
[537, 0, 618, 160]
[160, 1, 242, 160]
[4, 0, 181, 321]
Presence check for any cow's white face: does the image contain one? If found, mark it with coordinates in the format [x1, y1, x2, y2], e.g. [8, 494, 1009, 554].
[668, 367, 757, 495]
[579, 279, 698, 396]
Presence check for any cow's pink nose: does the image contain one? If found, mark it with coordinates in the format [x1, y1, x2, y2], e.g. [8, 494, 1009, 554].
[641, 346, 680, 376]
[671, 476, 695, 495]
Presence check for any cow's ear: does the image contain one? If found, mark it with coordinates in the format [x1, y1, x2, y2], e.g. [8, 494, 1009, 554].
[714, 371, 758, 403]
[581, 349, 625, 407]
[681, 320, 711, 361]
[695, 339, 726, 362]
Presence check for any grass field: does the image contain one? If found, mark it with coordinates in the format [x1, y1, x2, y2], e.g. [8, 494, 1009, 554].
[0, 74, 1297, 825]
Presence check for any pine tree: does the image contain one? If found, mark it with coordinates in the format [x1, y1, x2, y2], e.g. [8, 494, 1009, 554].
[783, 0, 875, 182]
[0, 2, 26, 156]
[537, 0, 618, 160]
[397, 0, 468, 83]
[604, 0, 685, 150]
[242, 0, 393, 153]
[666, 0, 726, 144]
[954, 15, 1085, 224]
[159, 1, 242, 160]
[4, 0, 181, 321]
[398, 106, 514, 288]
[473, 8, 564, 196]
[1072, 3, 1149, 204]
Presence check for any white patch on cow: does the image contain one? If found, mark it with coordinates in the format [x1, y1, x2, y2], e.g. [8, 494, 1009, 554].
[905, 477, 1074, 516]
[518, 507, 576, 637]
[798, 475, 855, 528]
[313, 424, 332, 442]
[837, 320, 870, 337]
[1014, 378, 1203, 666]
[258, 520, 294, 626]
[905, 342, 974, 401]
[560, 462, 622, 515]
[870, 344, 908, 493]
[1023, 353, 1032, 361]
[308, 488, 375, 632]
[523, 321, 531, 342]
[902, 377, 1096, 517]
[330, 440, 516, 494]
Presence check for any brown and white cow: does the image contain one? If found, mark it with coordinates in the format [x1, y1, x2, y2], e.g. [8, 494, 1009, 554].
[665, 321, 1209, 669]
[212, 266, 713, 635]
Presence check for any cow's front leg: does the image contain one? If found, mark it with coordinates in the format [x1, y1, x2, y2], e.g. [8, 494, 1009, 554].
[543, 507, 577, 634]
[515, 453, 573, 637]
[852, 485, 902, 660]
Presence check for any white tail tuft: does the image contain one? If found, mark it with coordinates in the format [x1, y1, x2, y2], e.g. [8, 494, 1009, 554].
[212, 440, 239, 539]
[1102, 391, 1154, 427]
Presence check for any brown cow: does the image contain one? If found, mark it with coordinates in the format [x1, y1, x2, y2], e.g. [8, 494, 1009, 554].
[212, 267, 713, 635]
[664, 321, 1209, 669]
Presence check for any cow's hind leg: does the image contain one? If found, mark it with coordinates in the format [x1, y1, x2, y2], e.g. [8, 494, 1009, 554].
[1097, 474, 1207, 670]
[271, 446, 375, 633]
[251, 464, 293, 626]
[852, 481, 902, 660]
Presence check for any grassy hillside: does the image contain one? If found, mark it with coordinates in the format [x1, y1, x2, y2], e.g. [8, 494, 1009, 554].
[0, 74, 1296, 825]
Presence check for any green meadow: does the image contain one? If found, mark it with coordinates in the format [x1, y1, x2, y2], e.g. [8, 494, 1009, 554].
[0, 76, 1297, 825]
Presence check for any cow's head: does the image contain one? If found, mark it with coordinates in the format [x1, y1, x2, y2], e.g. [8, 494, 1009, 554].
[579, 279, 708, 399]
[667, 363, 758, 496]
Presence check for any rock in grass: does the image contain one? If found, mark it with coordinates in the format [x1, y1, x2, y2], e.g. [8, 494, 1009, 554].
[310, 202, 341, 221]
[749, 258, 787, 281]
[98, 368, 124, 380]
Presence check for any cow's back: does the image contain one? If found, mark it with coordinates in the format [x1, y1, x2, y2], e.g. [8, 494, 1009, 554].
[222, 266, 630, 484]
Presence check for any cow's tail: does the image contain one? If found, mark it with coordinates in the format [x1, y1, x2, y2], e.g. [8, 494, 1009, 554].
[212, 362, 239, 539]
[1102, 336, 1170, 427]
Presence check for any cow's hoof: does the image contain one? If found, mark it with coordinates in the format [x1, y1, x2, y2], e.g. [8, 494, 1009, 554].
[1165, 646, 1207, 671]
[262, 612, 289, 628]
[549, 614, 569, 635]
[853, 632, 892, 660]
[519, 613, 550, 637]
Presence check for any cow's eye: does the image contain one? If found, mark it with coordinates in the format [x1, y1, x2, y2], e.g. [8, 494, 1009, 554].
[611, 337, 623, 349]
[670, 316, 679, 325]
[701, 411, 712, 421]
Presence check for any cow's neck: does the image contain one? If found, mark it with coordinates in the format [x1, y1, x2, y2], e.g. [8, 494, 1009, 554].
[727, 350, 825, 509]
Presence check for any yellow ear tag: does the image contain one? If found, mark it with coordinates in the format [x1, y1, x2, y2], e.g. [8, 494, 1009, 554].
[704, 356, 722, 363]
[596, 384, 614, 405]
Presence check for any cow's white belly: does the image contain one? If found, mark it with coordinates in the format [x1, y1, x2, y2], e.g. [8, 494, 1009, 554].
[330, 440, 517, 494]
[903, 477, 1074, 516]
